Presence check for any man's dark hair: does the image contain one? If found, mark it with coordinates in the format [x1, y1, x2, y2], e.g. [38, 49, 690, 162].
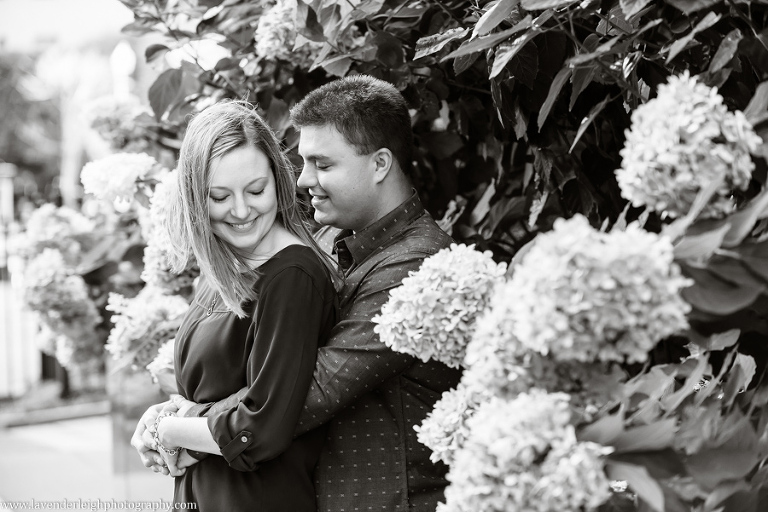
[290, 75, 414, 175]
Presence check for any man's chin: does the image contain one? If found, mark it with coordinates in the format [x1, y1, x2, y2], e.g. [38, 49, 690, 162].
[313, 210, 335, 227]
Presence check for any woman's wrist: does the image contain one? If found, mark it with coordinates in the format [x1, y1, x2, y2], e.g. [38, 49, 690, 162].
[154, 412, 180, 454]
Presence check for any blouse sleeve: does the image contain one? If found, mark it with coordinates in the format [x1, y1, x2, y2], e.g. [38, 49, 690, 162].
[206, 265, 333, 472]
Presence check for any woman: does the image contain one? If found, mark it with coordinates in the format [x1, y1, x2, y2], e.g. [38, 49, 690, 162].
[150, 101, 338, 512]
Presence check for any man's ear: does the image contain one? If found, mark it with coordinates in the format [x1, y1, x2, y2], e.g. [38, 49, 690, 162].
[371, 148, 394, 184]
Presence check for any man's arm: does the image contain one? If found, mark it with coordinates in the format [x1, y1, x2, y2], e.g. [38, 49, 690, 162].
[185, 253, 435, 435]
[294, 254, 428, 435]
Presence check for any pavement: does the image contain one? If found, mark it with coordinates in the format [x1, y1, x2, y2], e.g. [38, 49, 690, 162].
[0, 415, 173, 511]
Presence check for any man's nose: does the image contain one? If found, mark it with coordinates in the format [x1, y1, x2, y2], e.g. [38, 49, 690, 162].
[297, 165, 315, 189]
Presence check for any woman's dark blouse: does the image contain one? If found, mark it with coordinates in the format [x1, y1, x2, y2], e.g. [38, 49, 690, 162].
[173, 245, 337, 512]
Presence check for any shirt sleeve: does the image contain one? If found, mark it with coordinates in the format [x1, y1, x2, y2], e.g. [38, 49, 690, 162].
[294, 254, 426, 435]
[206, 266, 332, 472]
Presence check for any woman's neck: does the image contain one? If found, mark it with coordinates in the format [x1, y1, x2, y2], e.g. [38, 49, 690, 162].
[237, 224, 306, 269]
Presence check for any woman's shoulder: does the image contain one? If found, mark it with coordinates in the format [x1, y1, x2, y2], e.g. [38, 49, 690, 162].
[258, 245, 333, 291]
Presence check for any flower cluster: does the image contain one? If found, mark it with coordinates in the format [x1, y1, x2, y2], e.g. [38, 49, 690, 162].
[617, 71, 762, 219]
[146, 338, 175, 381]
[508, 215, 691, 364]
[138, 169, 199, 294]
[22, 249, 103, 367]
[439, 391, 611, 512]
[254, 0, 322, 67]
[22, 249, 101, 330]
[105, 285, 189, 369]
[80, 152, 160, 203]
[82, 95, 152, 152]
[12, 203, 95, 264]
[373, 244, 506, 368]
[415, 383, 490, 465]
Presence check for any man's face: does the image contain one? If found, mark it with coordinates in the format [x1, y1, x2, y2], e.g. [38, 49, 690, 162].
[297, 124, 379, 232]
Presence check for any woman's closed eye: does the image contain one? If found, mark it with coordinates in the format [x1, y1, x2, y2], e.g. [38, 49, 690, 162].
[210, 195, 228, 203]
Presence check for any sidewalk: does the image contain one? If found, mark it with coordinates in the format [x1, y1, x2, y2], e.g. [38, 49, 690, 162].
[0, 415, 172, 511]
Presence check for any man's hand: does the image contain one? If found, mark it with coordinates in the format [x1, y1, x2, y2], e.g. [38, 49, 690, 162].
[170, 394, 198, 418]
[131, 401, 178, 475]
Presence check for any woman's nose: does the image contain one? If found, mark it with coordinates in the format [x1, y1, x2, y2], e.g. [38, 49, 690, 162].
[230, 195, 251, 218]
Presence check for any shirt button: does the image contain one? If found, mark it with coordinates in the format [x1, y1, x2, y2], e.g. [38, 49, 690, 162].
[241, 436, 248, 442]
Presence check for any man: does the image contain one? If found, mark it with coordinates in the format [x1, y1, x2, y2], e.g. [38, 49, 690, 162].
[133, 75, 461, 511]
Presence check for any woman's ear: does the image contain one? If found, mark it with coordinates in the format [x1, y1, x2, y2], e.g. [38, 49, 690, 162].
[371, 148, 394, 184]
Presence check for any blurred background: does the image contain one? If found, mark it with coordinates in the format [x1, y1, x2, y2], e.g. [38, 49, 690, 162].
[0, 0, 174, 506]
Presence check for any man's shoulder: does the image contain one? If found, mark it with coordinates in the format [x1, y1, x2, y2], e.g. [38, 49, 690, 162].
[391, 212, 453, 256]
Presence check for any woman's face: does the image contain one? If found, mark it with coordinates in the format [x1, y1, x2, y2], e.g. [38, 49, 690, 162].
[208, 145, 279, 260]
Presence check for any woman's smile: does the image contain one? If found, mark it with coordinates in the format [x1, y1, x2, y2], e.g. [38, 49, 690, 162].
[228, 218, 256, 231]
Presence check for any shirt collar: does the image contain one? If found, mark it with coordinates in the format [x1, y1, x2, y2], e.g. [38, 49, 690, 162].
[334, 191, 425, 269]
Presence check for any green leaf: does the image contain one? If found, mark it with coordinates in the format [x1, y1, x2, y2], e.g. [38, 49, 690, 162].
[144, 44, 170, 63]
[709, 29, 743, 73]
[148, 68, 183, 121]
[666, 12, 722, 64]
[568, 34, 599, 109]
[374, 31, 404, 67]
[722, 188, 768, 247]
[606, 462, 665, 512]
[681, 264, 765, 315]
[414, 28, 470, 60]
[453, 53, 480, 75]
[579, 412, 624, 445]
[420, 132, 464, 159]
[666, 0, 723, 15]
[538, 67, 571, 130]
[612, 419, 677, 453]
[688, 329, 741, 352]
[568, 35, 622, 66]
[521, 0, 577, 9]
[673, 221, 731, 260]
[609, 450, 688, 480]
[660, 354, 709, 412]
[744, 81, 768, 126]
[620, 0, 652, 18]
[569, 94, 610, 152]
[508, 41, 538, 89]
[121, 17, 159, 36]
[490, 32, 536, 79]
[704, 480, 752, 512]
[685, 449, 759, 490]
[444, 15, 532, 60]
[736, 239, 768, 282]
[474, 0, 520, 38]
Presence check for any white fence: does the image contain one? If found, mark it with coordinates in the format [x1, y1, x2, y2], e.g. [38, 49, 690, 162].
[0, 272, 41, 399]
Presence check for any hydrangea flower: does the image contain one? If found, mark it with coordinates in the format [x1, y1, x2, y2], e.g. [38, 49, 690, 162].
[440, 391, 611, 512]
[508, 215, 691, 364]
[461, 275, 627, 415]
[254, 0, 322, 67]
[80, 152, 159, 203]
[372, 244, 507, 368]
[106, 285, 190, 368]
[82, 94, 152, 152]
[138, 169, 199, 294]
[535, 440, 613, 511]
[415, 382, 490, 465]
[22, 248, 101, 330]
[617, 71, 762, 219]
[146, 338, 175, 381]
[14, 203, 95, 263]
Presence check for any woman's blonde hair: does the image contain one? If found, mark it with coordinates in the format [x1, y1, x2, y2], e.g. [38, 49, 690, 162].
[166, 100, 337, 318]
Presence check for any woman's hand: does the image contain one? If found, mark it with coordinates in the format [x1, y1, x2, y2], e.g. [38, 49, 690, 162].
[132, 400, 178, 476]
